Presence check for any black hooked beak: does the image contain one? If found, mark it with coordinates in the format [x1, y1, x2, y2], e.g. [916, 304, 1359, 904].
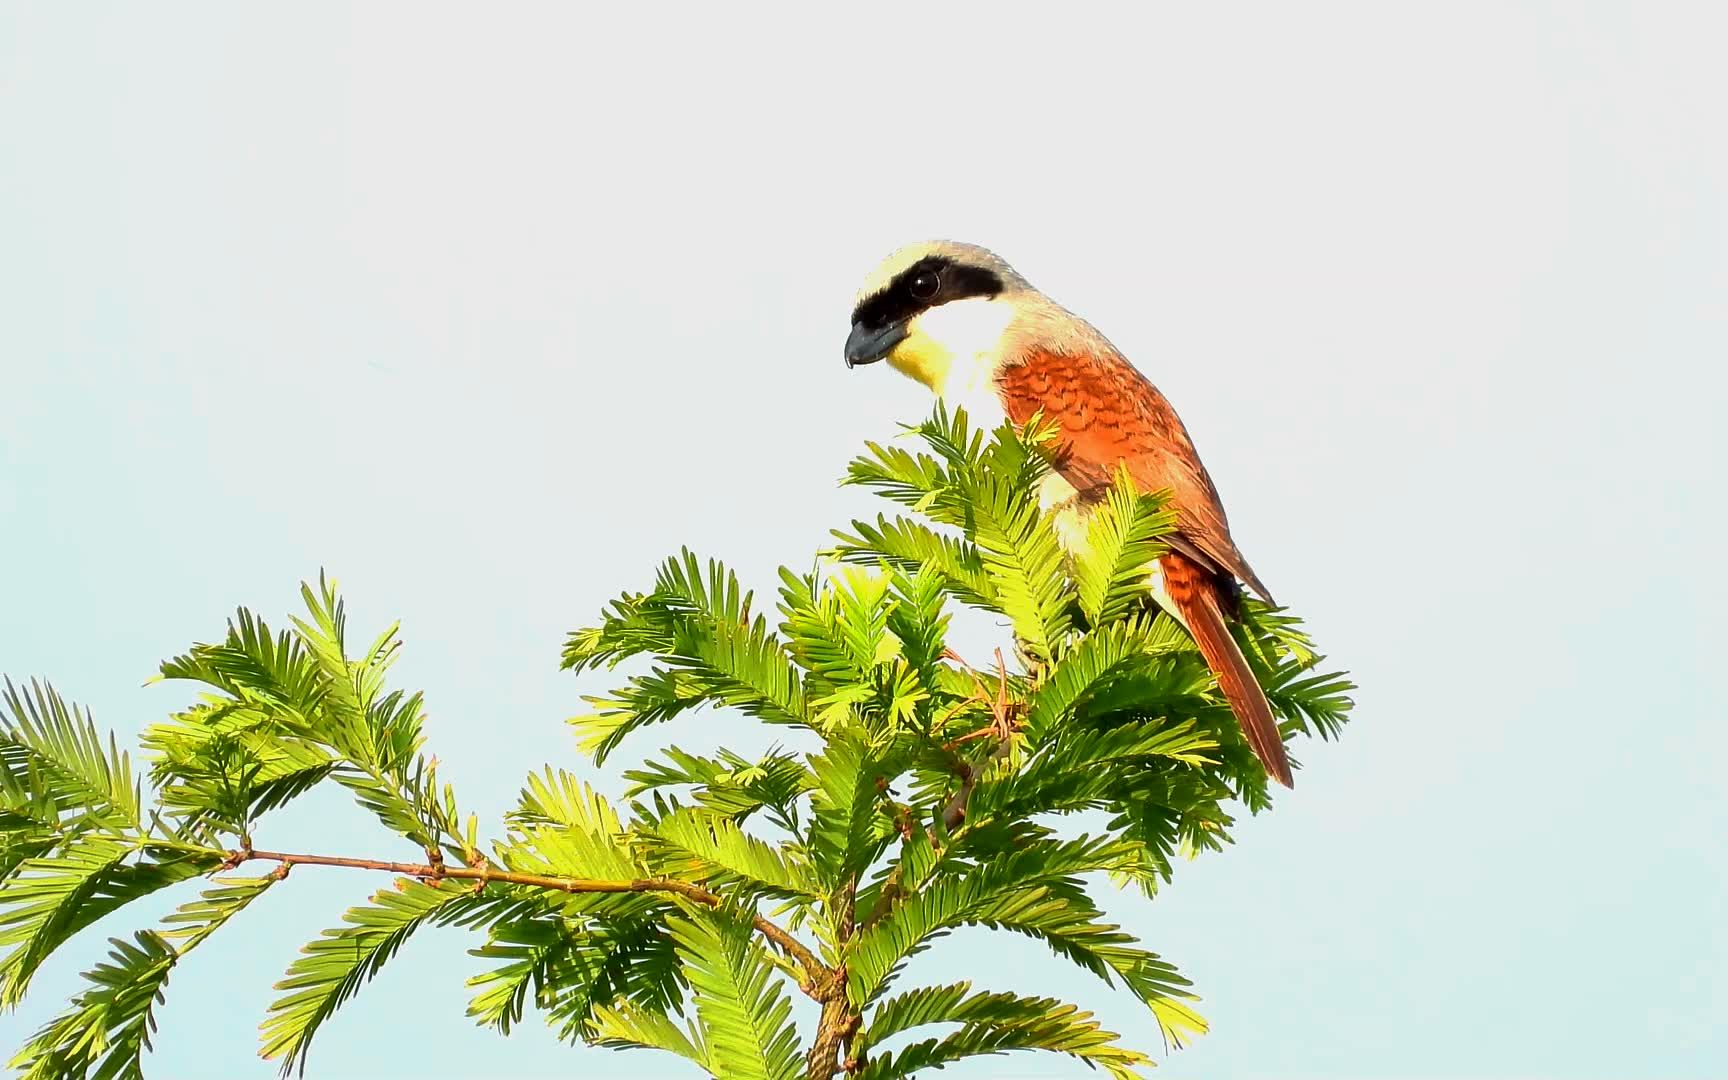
[844, 320, 907, 369]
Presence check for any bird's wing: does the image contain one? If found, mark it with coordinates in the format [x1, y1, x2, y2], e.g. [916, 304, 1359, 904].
[996, 348, 1273, 603]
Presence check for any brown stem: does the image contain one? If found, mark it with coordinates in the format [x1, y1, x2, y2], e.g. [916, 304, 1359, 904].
[804, 878, 862, 1079]
[233, 847, 825, 993]
[939, 760, 976, 832]
[834, 876, 857, 941]
[860, 872, 903, 930]
[806, 985, 860, 1080]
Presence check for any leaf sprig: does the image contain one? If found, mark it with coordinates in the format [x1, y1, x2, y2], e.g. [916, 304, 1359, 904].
[1, 407, 1353, 1079]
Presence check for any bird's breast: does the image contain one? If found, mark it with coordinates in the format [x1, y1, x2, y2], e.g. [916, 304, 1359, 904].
[936, 358, 1011, 431]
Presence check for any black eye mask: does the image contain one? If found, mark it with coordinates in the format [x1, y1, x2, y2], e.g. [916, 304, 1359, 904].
[849, 257, 1005, 332]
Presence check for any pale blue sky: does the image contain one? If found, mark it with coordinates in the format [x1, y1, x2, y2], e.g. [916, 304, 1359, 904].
[2, 4, 1724, 1078]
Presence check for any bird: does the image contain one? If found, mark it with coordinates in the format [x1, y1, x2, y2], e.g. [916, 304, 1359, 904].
[844, 240, 1293, 787]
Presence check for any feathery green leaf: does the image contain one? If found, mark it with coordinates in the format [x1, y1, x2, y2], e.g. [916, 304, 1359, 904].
[1, 679, 140, 831]
[667, 907, 801, 1080]
[9, 875, 273, 1079]
[590, 1003, 711, 1072]
[644, 807, 820, 900]
[1072, 467, 1176, 628]
[0, 840, 219, 1006]
[259, 879, 477, 1074]
[857, 982, 1153, 1079]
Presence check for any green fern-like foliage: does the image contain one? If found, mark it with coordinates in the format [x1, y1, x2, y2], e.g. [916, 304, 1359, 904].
[0, 407, 1352, 1079]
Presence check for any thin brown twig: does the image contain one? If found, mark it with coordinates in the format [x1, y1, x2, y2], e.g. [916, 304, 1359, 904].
[992, 648, 1011, 736]
[231, 847, 826, 993]
[939, 649, 1024, 830]
[944, 727, 995, 748]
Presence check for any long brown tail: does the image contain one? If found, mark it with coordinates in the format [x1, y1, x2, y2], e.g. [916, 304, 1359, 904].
[1161, 552, 1293, 787]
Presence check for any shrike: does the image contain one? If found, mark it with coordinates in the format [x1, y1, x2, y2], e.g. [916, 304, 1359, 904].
[846, 241, 1293, 787]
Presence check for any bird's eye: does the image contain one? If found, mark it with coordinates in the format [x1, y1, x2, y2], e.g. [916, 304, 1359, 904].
[909, 270, 940, 300]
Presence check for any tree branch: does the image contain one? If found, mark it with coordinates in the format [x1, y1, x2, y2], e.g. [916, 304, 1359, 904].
[229, 846, 827, 993]
[806, 984, 859, 1080]
[805, 876, 862, 1080]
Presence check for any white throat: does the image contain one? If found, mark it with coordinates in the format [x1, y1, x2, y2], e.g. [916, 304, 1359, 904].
[899, 297, 1016, 428]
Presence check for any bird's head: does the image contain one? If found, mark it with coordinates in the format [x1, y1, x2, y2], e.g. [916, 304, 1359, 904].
[844, 240, 1029, 392]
